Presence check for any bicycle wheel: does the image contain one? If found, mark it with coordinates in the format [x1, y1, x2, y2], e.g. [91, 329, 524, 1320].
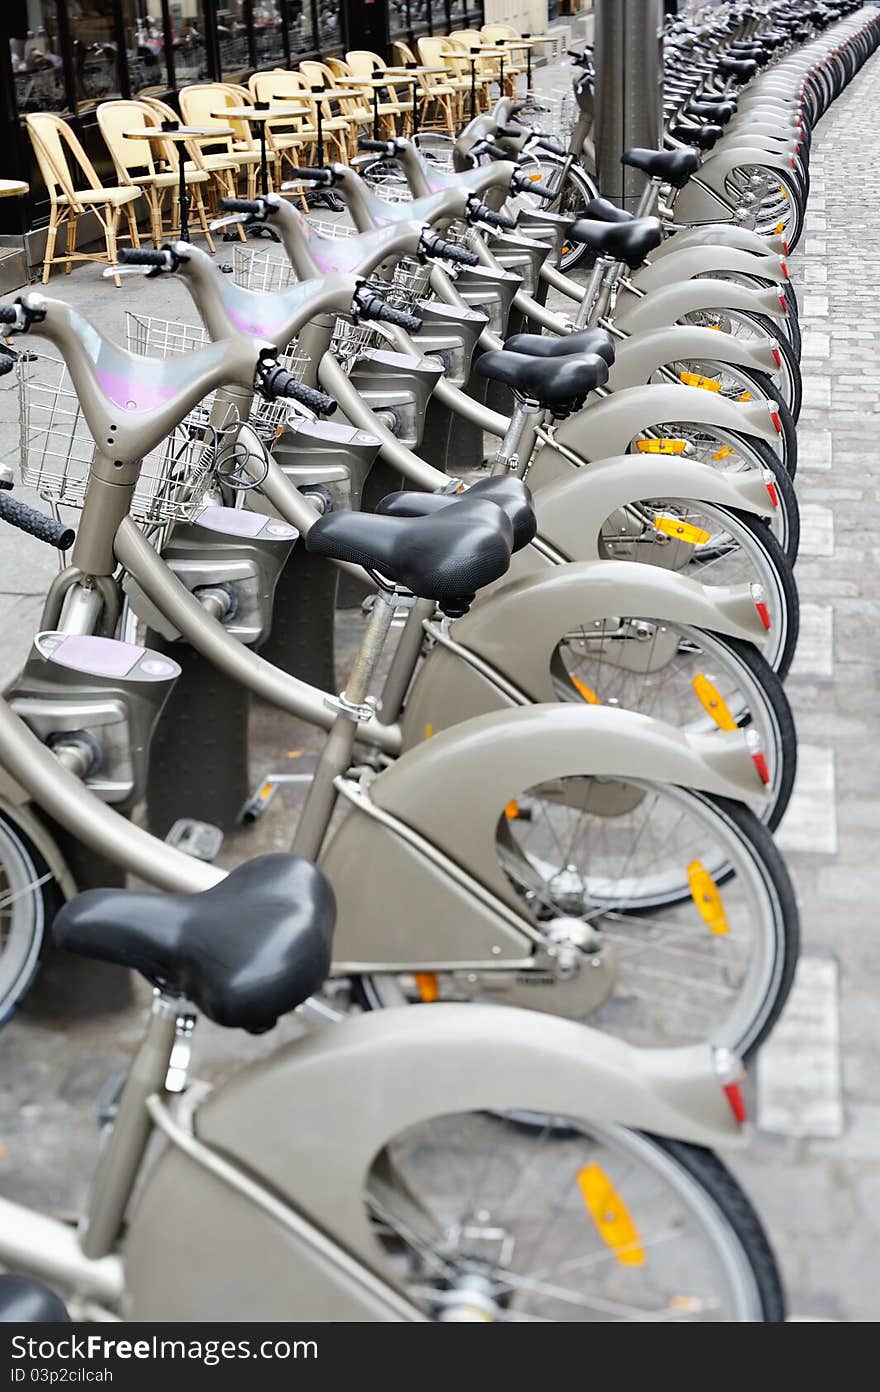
[0, 811, 62, 1023]
[648, 359, 798, 477]
[678, 305, 802, 420]
[627, 424, 799, 562]
[597, 501, 799, 678]
[368, 1116, 785, 1321]
[511, 156, 599, 271]
[555, 624, 797, 831]
[692, 269, 801, 359]
[726, 164, 805, 252]
[362, 778, 798, 1057]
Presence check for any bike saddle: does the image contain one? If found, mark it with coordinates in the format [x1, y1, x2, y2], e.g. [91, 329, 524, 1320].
[583, 196, 634, 225]
[563, 216, 663, 267]
[717, 56, 758, 81]
[672, 123, 723, 150]
[504, 327, 616, 367]
[474, 349, 609, 414]
[306, 496, 514, 616]
[0, 1276, 69, 1323]
[52, 855, 335, 1034]
[621, 147, 700, 188]
[375, 476, 537, 551]
[687, 99, 735, 124]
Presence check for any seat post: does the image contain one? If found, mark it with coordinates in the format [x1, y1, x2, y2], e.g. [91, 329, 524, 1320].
[80, 992, 191, 1260]
[292, 587, 400, 861]
[491, 398, 542, 476]
[635, 175, 661, 218]
[573, 255, 614, 329]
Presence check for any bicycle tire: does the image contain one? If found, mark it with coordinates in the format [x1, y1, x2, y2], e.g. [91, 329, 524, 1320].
[0, 811, 62, 1024]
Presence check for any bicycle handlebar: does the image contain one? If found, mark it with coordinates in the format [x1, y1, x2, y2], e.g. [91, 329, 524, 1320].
[0, 307, 19, 324]
[419, 231, 479, 266]
[467, 198, 517, 230]
[255, 358, 336, 416]
[358, 137, 398, 155]
[117, 248, 177, 269]
[354, 289, 423, 333]
[512, 172, 557, 200]
[0, 492, 75, 549]
[284, 166, 338, 186]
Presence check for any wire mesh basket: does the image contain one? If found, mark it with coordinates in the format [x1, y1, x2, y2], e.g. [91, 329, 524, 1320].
[232, 244, 297, 295]
[18, 352, 218, 524]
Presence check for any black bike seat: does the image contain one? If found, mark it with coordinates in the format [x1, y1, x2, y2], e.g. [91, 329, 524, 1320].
[375, 476, 537, 552]
[621, 147, 700, 188]
[0, 1276, 69, 1323]
[307, 495, 514, 615]
[505, 327, 616, 367]
[564, 216, 663, 267]
[475, 349, 609, 409]
[718, 56, 758, 81]
[52, 855, 335, 1034]
[688, 99, 735, 124]
[584, 196, 634, 225]
[673, 123, 722, 150]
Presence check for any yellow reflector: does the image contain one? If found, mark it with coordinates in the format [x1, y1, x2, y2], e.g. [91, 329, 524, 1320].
[570, 675, 601, 704]
[708, 323, 721, 330]
[687, 860, 729, 935]
[779, 184, 788, 201]
[504, 799, 521, 820]
[258, 781, 273, 802]
[713, 444, 735, 461]
[577, 1164, 645, 1266]
[653, 515, 711, 546]
[529, 172, 543, 182]
[636, 438, 688, 454]
[692, 673, 737, 731]
[414, 972, 439, 1003]
[561, 243, 572, 256]
[424, 723, 434, 739]
[737, 391, 753, 402]
[775, 221, 785, 233]
[678, 370, 721, 392]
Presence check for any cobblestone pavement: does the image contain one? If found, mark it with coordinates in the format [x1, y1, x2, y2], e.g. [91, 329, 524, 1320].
[0, 47, 879, 1321]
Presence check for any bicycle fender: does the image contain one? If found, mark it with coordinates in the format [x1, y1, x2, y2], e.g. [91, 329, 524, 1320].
[694, 144, 795, 200]
[544, 382, 779, 459]
[608, 325, 780, 390]
[528, 453, 775, 560]
[651, 225, 787, 260]
[630, 246, 785, 295]
[614, 279, 787, 336]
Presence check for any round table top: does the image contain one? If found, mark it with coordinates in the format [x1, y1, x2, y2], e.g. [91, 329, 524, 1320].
[334, 74, 416, 87]
[126, 125, 234, 140]
[493, 39, 531, 49]
[211, 106, 300, 120]
[280, 88, 351, 102]
[0, 179, 28, 198]
[382, 65, 450, 75]
[466, 48, 507, 58]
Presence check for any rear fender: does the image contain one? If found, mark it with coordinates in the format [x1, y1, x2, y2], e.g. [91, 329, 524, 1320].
[614, 278, 787, 336]
[630, 245, 785, 295]
[651, 225, 787, 259]
[608, 325, 779, 390]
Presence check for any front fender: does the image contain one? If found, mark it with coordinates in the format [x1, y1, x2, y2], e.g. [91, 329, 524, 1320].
[544, 382, 778, 460]
[630, 245, 785, 295]
[609, 325, 779, 391]
[529, 452, 774, 560]
[695, 144, 793, 201]
[614, 278, 786, 336]
[652, 225, 787, 260]
[454, 558, 768, 701]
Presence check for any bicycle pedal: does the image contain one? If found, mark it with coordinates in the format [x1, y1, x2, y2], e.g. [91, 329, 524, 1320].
[164, 818, 224, 862]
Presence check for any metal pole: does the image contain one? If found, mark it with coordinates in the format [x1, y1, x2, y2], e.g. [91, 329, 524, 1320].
[594, 0, 662, 212]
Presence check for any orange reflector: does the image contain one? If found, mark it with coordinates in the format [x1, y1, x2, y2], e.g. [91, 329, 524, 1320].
[737, 391, 753, 402]
[775, 221, 785, 234]
[678, 370, 721, 392]
[570, 675, 601, 704]
[414, 972, 440, 1003]
[504, 799, 521, 819]
[713, 444, 735, 461]
[687, 861, 729, 936]
[576, 1164, 645, 1266]
[692, 674, 737, 731]
[529, 172, 543, 182]
[424, 723, 434, 739]
[258, 781, 273, 801]
[636, 438, 688, 454]
[653, 515, 711, 545]
[779, 184, 789, 201]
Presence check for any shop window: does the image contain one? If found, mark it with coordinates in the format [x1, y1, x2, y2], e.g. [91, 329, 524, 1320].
[167, 0, 210, 84]
[9, 1, 69, 115]
[120, 0, 171, 94]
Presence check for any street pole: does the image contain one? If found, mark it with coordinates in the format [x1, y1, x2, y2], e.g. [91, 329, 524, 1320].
[594, 0, 663, 212]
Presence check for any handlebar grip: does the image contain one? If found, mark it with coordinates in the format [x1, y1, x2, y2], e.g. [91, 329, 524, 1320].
[474, 204, 518, 229]
[356, 293, 423, 333]
[423, 234, 479, 267]
[358, 137, 397, 153]
[218, 197, 267, 214]
[480, 141, 512, 161]
[285, 166, 334, 185]
[0, 493, 75, 549]
[516, 175, 556, 200]
[257, 362, 336, 416]
[117, 248, 172, 267]
[0, 307, 19, 324]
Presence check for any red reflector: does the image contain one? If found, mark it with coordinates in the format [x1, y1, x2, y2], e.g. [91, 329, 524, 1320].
[772, 346, 782, 367]
[724, 1082, 748, 1124]
[766, 480, 779, 508]
[780, 260, 789, 279]
[779, 293, 787, 311]
[755, 600, 772, 631]
[791, 157, 797, 169]
[751, 751, 771, 785]
[770, 410, 783, 434]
